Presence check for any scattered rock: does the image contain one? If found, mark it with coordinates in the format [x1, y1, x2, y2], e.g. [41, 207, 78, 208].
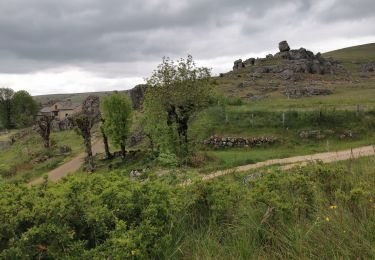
[129, 170, 142, 177]
[361, 62, 375, 73]
[59, 145, 72, 154]
[243, 172, 263, 184]
[340, 130, 353, 139]
[283, 87, 332, 98]
[249, 94, 268, 102]
[31, 156, 49, 165]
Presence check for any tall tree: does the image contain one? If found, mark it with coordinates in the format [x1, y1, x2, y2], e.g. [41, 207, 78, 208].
[101, 93, 132, 158]
[144, 55, 212, 156]
[0, 88, 15, 129]
[11, 90, 39, 128]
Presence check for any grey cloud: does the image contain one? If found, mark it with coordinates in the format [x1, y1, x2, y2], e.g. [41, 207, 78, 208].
[0, 0, 374, 76]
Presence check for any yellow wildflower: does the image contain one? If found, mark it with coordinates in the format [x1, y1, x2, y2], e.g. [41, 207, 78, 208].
[370, 199, 373, 202]
[372, 205, 375, 209]
[325, 216, 331, 222]
[131, 250, 137, 256]
[329, 205, 337, 209]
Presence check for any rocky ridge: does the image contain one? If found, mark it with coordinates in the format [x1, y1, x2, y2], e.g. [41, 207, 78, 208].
[233, 41, 343, 77]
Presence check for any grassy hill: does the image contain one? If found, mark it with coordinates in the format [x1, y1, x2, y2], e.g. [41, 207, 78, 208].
[324, 43, 375, 63]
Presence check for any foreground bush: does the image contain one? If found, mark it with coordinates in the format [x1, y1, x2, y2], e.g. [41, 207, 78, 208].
[1, 158, 375, 259]
[0, 172, 180, 259]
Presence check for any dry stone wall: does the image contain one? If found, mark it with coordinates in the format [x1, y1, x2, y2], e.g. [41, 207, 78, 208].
[203, 135, 277, 149]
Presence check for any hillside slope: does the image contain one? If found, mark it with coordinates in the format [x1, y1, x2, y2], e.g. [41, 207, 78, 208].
[324, 43, 375, 63]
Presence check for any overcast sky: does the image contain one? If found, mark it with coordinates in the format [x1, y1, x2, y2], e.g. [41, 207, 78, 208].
[0, 0, 374, 96]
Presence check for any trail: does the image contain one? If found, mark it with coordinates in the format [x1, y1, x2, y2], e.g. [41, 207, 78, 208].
[200, 145, 375, 182]
[29, 144, 375, 186]
[28, 140, 104, 186]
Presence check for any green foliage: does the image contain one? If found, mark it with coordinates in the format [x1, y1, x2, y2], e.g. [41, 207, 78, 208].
[0, 173, 180, 259]
[0, 164, 15, 178]
[178, 157, 375, 259]
[144, 55, 212, 156]
[101, 93, 133, 152]
[1, 157, 375, 258]
[0, 88, 38, 129]
[11, 90, 39, 128]
[157, 152, 179, 168]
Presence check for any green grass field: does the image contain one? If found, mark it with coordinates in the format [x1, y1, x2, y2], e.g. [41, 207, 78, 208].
[0, 130, 84, 182]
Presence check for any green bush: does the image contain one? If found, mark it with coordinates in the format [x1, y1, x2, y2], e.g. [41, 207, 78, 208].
[0, 164, 15, 178]
[157, 152, 179, 168]
[0, 173, 180, 259]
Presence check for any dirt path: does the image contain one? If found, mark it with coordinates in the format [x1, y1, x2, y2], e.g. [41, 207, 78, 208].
[29, 144, 375, 186]
[28, 140, 104, 186]
[199, 145, 375, 182]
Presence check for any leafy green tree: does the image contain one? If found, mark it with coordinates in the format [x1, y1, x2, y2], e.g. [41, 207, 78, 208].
[144, 55, 212, 156]
[11, 90, 39, 128]
[101, 93, 132, 158]
[0, 88, 14, 129]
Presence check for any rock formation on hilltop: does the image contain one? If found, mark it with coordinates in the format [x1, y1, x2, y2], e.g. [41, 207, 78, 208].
[279, 40, 290, 52]
[233, 41, 343, 76]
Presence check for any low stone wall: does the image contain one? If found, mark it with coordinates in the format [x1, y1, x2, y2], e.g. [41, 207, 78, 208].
[299, 130, 354, 140]
[203, 135, 277, 149]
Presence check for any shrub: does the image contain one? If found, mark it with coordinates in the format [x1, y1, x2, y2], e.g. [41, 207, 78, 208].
[0, 164, 15, 178]
[157, 152, 179, 168]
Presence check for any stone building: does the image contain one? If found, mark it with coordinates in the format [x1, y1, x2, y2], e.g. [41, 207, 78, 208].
[38, 99, 82, 120]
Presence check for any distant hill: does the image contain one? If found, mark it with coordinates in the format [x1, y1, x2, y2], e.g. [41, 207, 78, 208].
[324, 43, 375, 63]
[34, 90, 127, 105]
[33, 42, 375, 108]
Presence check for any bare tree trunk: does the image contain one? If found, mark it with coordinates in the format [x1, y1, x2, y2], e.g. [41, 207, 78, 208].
[36, 115, 52, 149]
[120, 143, 126, 159]
[84, 135, 95, 172]
[75, 114, 95, 172]
[100, 125, 112, 159]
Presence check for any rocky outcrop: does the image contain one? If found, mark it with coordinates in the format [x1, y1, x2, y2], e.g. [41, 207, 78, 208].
[51, 117, 74, 132]
[233, 41, 342, 77]
[203, 135, 277, 149]
[233, 59, 245, 71]
[361, 62, 375, 72]
[283, 87, 332, 98]
[279, 40, 290, 52]
[129, 84, 147, 109]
